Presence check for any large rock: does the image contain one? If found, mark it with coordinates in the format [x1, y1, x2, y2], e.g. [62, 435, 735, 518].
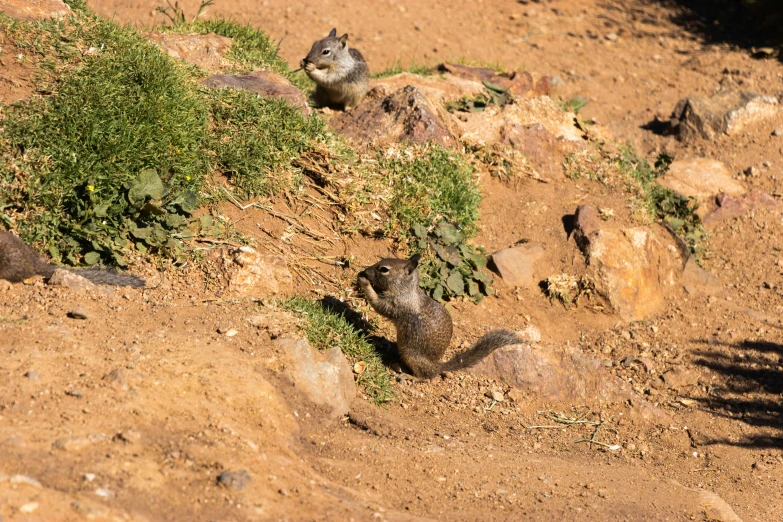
[330, 84, 454, 147]
[471, 341, 666, 420]
[500, 122, 584, 179]
[657, 158, 745, 206]
[489, 244, 544, 288]
[272, 337, 356, 417]
[437, 63, 551, 98]
[202, 71, 311, 116]
[0, 0, 70, 20]
[145, 32, 233, 73]
[227, 247, 294, 298]
[703, 191, 782, 225]
[574, 206, 687, 321]
[670, 91, 779, 141]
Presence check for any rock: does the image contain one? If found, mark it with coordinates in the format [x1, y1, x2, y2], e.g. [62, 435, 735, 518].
[0, 0, 70, 20]
[216, 470, 251, 491]
[272, 338, 356, 417]
[458, 96, 585, 147]
[662, 367, 699, 389]
[499, 123, 582, 179]
[680, 256, 720, 295]
[145, 32, 233, 72]
[202, 71, 311, 116]
[23, 370, 39, 381]
[574, 208, 687, 321]
[670, 91, 779, 141]
[471, 342, 666, 420]
[605, 32, 619, 41]
[773, 128, 783, 137]
[67, 308, 89, 320]
[49, 269, 99, 292]
[437, 63, 551, 98]
[703, 191, 782, 225]
[657, 158, 745, 205]
[228, 248, 294, 298]
[489, 244, 544, 288]
[102, 368, 127, 390]
[52, 434, 106, 452]
[330, 85, 454, 147]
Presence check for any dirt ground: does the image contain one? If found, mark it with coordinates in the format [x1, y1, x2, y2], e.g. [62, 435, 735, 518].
[2, 0, 783, 520]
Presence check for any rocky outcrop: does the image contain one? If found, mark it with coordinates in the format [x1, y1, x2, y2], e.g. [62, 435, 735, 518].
[330, 84, 454, 147]
[202, 71, 312, 116]
[272, 337, 356, 417]
[573, 205, 687, 321]
[670, 91, 780, 141]
[703, 191, 782, 225]
[145, 32, 233, 73]
[657, 158, 745, 207]
[0, 0, 70, 20]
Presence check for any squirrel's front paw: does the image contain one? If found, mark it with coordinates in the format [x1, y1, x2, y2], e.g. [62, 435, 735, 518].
[356, 275, 372, 293]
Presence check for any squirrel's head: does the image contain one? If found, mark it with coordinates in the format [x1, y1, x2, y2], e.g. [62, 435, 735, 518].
[304, 28, 349, 67]
[359, 254, 421, 295]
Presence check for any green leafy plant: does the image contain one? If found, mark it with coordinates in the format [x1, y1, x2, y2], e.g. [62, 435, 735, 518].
[619, 148, 706, 256]
[284, 297, 394, 405]
[410, 222, 493, 302]
[557, 96, 589, 114]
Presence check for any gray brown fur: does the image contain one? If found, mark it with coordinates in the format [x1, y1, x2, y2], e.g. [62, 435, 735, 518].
[0, 231, 145, 287]
[301, 28, 369, 110]
[358, 254, 519, 379]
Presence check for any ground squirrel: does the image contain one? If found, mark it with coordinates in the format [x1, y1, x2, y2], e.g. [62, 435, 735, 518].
[0, 231, 145, 287]
[358, 254, 519, 379]
[301, 28, 369, 110]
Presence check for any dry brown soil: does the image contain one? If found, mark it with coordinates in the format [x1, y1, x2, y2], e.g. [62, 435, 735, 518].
[2, 0, 783, 520]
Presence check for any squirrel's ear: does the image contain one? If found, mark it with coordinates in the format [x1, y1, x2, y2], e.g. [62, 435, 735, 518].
[405, 254, 421, 273]
[328, 28, 337, 37]
[339, 34, 348, 47]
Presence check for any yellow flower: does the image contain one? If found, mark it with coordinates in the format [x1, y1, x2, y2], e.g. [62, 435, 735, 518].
[87, 185, 95, 192]
[185, 175, 191, 181]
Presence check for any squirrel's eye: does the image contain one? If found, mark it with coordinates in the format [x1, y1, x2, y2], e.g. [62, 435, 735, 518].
[379, 266, 390, 274]
[322, 49, 330, 55]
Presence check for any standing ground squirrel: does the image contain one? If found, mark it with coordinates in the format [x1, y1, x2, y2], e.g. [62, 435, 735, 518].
[0, 231, 145, 287]
[358, 254, 519, 379]
[301, 28, 369, 110]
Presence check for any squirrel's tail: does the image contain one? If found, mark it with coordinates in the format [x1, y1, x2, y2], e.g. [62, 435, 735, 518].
[71, 268, 146, 288]
[440, 329, 520, 373]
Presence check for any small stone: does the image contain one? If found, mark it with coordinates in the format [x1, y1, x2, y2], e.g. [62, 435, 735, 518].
[52, 434, 106, 452]
[773, 128, 783, 137]
[116, 429, 142, 444]
[65, 390, 83, 398]
[24, 370, 39, 381]
[763, 161, 772, 168]
[224, 329, 239, 337]
[217, 470, 252, 491]
[745, 166, 759, 177]
[490, 245, 545, 288]
[604, 33, 618, 41]
[217, 326, 231, 334]
[752, 461, 767, 472]
[353, 361, 367, 375]
[83, 473, 96, 482]
[486, 389, 505, 402]
[506, 387, 523, 403]
[102, 369, 127, 390]
[278, 487, 289, 496]
[67, 309, 88, 320]
[19, 502, 38, 514]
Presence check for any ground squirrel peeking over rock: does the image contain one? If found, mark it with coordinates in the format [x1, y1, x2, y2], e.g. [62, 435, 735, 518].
[358, 254, 520, 379]
[301, 28, 369, 110]
[0, 231, 145, 287]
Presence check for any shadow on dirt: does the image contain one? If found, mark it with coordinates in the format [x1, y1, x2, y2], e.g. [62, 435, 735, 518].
[690, 339, 783, 448]
[647, 0, 782, 57]
[318, 296, 401, 368]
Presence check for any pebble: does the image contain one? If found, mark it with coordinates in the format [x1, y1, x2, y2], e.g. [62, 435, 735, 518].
[217, 470, 252, 491]
[217, 326, 231, 334]
[19, 503, 38, 514]
[763, 161, 772, 168]
[24, 370, 40, 381]
[486, 389, 505, 402]
[67, 309, 88, 320]
[773, 128, 783, 137]
[225, 329, 239, 337]
[66, 390, 83, 398]
[605, 33, 618, 41]
[550, 75, 564, 87]
[745, 166, 759, 177]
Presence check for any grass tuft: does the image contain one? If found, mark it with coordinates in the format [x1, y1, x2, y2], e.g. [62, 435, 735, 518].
[284, 297, 395, 405]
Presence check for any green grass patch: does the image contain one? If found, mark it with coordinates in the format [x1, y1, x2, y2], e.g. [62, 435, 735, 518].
[617, 147, 706, 256]
[206, 87, 328, 198]
[383, 144, 481, 237]
[284, 297, 395, 405]
[2, 15, 209, 265]
[373, 58, 434, 79]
